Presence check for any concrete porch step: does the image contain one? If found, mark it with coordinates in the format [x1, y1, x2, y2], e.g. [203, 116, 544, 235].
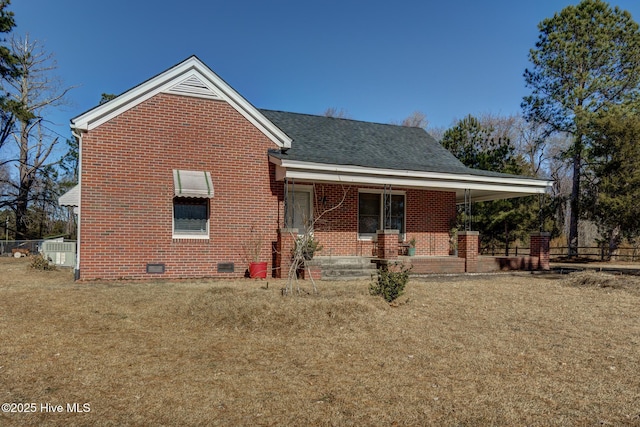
[310, 256, 377, 280]
[311, 256, 376, 266]
[322, 269, 377, 280]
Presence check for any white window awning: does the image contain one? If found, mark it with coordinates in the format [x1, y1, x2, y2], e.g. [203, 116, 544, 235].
[59, 184, 79, 207]
[173, 170, 214, 198]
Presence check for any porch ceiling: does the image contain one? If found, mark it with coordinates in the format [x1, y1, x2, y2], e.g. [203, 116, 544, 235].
[270, 157, 553, 203]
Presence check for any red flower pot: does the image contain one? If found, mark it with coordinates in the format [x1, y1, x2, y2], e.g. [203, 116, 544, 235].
[249, 261, 268, 279]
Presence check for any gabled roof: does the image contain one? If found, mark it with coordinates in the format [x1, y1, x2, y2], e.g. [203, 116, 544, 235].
[264, 110, 552, 202]
[71, 56, 292, 149]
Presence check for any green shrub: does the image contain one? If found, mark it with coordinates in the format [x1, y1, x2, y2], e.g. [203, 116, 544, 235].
[30, 254, 57, 271]
[369, 263, 411, 303]
[293, 235, 323, 260]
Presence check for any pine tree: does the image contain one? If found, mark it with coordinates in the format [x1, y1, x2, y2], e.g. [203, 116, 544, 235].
[523, 0, 640, 256]
[584, 105, 640, 257]
[441, 115, 536, 253]
[0, 0, 27, 152]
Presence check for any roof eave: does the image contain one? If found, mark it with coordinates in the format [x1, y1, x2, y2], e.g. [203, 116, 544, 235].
[269, 156, 553, 202]
[270, 156, 552, 185]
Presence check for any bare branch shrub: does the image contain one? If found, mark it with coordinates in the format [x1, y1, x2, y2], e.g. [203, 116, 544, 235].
[284, 184, 349, 295]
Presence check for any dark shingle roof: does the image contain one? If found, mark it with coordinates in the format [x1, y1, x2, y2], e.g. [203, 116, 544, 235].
[262, 110, 511, 178]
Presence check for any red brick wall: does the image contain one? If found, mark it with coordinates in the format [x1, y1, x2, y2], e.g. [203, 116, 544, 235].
[283, 183, 456, 258]
[407, 257, 465, 274]
[377, 229, 399, 259]
[406, 188, 456, 256]
[79, 93, 283, 280]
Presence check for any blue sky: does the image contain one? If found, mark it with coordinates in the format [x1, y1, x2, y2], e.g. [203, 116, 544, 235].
[12, 0, 640, 141]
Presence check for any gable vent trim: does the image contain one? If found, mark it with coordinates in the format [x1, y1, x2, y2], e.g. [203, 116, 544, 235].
[166, 75, 221, 100]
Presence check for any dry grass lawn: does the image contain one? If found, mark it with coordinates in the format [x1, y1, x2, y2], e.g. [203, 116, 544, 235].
[1, 257, 640, 426]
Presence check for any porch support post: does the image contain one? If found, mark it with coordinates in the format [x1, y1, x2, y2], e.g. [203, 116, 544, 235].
[458, 231, 479, 273]
[276, 228, 298, 278]
[283, 178, 289, 228]
[464, 189, 472, 231]
[377, 229, 399, 260]
[530, 232, 550, 271]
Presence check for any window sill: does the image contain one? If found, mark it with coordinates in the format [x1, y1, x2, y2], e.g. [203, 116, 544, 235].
[358, 234, 406, 242]
[172, 233, 210, 240]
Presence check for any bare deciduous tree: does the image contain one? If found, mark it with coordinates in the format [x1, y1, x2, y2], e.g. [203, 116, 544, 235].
[425, 125, 446, 142]
[473, 112, 558, 179]
[0, 35, 75, 238]
[323, 107, 351, 119]
[400, 111, 428, 129]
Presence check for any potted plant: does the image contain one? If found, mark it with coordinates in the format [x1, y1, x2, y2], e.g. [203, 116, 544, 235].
[294, 234, 323, 260]
[449, 226, 458, 256]
[407, 237, 416, 256]
[243, 226, 267, 278]
[292, 233, 323, 280]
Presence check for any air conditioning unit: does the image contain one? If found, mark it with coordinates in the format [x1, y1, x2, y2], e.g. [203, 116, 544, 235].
[41, 241, 76, 268]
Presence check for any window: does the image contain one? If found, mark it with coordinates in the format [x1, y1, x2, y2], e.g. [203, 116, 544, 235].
[358, 192, 380, 235]
[388, 194, 405, 233]
[173, 197, 209, 238]
[172, 169, 213, 239]
[358, 191, 405, 238]
[285, 186, 313, 232]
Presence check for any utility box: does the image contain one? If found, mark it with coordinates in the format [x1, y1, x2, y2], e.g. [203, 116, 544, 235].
[41, 241, 76, 268]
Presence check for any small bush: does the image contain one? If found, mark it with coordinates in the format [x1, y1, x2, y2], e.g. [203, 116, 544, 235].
[30, 254, 57, 271]
[369, 263, 411, 303]
[293, 234, 323, 260]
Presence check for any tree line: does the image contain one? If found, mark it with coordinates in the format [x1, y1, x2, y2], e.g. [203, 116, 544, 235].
[2, 0, 640, 260]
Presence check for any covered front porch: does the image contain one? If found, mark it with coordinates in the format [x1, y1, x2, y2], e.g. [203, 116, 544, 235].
[271, 156, 553, 278]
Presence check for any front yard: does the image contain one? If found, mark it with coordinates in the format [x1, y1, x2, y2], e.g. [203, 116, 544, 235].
[1, 257, 639, 426]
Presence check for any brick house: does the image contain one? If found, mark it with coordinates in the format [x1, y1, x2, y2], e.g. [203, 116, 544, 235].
[60, 56, 552, 280]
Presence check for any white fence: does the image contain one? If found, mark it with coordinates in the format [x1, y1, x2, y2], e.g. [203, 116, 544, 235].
[1, 239, 77, 268]
[0, 239, 42, 256]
